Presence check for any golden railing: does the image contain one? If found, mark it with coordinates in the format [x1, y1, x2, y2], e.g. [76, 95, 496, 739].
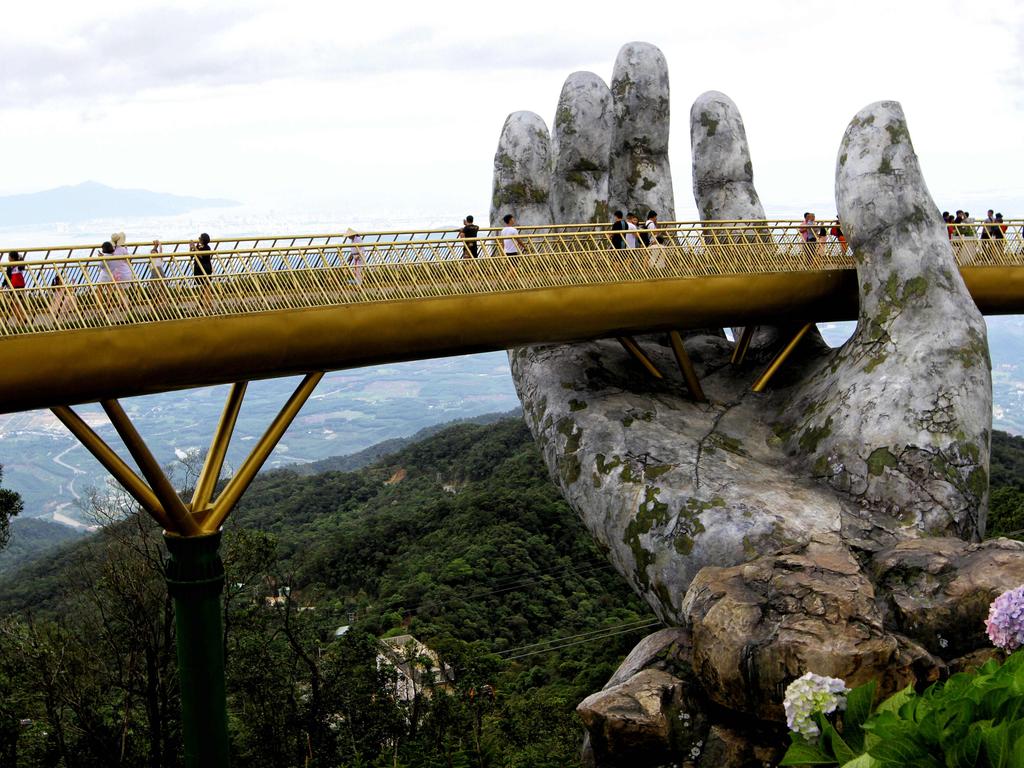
[1, 220, 1021, 338]
[0, 219, 839, 263]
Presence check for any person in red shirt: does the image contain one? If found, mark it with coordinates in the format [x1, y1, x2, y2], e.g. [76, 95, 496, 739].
[943, 212, 954, 240]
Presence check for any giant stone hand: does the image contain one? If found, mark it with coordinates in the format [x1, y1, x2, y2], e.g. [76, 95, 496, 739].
[492, 42, 1024, 765]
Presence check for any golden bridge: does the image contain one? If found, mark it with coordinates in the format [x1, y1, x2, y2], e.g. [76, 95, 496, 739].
[2, 218, 1022, 766]
[4, 220, 1022, 413]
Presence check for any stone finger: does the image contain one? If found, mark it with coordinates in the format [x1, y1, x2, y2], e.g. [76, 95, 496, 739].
[551, 72, 613, 225]
[489, 111, 553, 228]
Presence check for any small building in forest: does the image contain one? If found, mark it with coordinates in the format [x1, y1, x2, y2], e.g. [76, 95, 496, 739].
[377, 634, 452, 702]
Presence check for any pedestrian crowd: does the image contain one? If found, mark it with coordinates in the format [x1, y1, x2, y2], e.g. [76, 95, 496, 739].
[943, 209, 1010, 262]
[2, 230, 217, 324]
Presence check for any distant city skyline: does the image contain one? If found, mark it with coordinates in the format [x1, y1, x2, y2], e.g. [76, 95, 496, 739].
[4, 1, 1023, 222]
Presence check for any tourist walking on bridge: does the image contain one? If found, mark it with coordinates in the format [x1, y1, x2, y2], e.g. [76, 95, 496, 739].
[501, 214, 522, 256]
[108, 232, 133, 283]
[344, 228, 365, 284]
[799, 212, 816, 264]
[626, 214, 640, 249]
[638, 211, 654, 247]
[49, 272, 79, 323]
[610, 211, 627, 250]
[645, 211, 668, 268]
[191, 233, 214, 308]
[98, 240, 131, 316]
[148, 240, 168, 280]
[5, 251, 27, 326]
[458, 216, 480, 258]
[645, 211, 659, 244]
[830, 218, 847, 257]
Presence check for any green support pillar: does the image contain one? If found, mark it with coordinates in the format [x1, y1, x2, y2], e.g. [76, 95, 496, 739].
[165, 531, 230, 768]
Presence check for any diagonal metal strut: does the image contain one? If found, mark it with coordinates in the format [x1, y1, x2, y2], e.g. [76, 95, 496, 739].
[191, 382, 248, 515]
[50, 405, 173, 530]
[206, 372, 324, 532]
[102, 399, 201, 536]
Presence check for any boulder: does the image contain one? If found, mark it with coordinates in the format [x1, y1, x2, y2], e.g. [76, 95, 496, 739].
[577, 669, 690, 767]
[680, 541, 937, 719]
[871, 536, 1024, 656]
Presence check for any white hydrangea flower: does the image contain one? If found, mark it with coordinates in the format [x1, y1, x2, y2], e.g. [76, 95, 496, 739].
[783, 671, 849, 741]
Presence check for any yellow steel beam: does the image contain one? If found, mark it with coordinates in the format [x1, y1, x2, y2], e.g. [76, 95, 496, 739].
[205, 372, 324, 532]
[669, 331, 707, 403]
[731, 325, 756, 365]
[191, 382, 248, 514]
[101, 399, 201, 536]
[618, 336, 664, 379]
[751, 323, 815, 394]
[50, 405, 172, 530]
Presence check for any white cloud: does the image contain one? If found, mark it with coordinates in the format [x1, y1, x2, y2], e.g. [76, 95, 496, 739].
[1, 0, 1023, 220]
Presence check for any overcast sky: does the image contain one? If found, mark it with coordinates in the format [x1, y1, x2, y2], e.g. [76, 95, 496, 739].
[4, 0, 1024, 221]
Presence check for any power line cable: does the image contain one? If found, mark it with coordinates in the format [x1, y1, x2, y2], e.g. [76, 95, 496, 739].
[504, 621, 665, 660]
[497, 617, 663, 657]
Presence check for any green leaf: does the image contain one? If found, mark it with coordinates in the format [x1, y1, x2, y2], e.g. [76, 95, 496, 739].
[839, 755, 880, 768]
[936, 699, 976, 747]
[779, 740, 838, 766]
[821, 718, 857, 765]
[947, 722, 982, 768]
[981, 722, 1009, 768]
[876, 685, 915, 716]
[1010, 731, 1024, 768]
[867, 733, 933, 766]
[843, 680, 878, 752]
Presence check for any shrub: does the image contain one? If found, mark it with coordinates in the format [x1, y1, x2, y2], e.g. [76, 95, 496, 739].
[781, 652, 1024, 767]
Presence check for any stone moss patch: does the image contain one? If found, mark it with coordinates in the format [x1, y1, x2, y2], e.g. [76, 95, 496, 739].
[672, 497, 718, 556]
[799, 416, 834, 454]
[867, 447, 899, 476]
[623, 486, 672, 589]
[699, 111, 718, 137]
[706, 433, 748, 457]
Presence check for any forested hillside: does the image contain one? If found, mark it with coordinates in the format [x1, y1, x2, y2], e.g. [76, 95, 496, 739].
[3, 418, 1024, 767]
[0, 417, 654, 767]
[989, 430, 1024, 538]
[0, 518, 84, 575]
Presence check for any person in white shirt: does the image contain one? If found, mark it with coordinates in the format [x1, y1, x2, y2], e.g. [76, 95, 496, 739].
[344, 228, 365, 284]
[501, 213, 522, 256]
[149, 240, 168, 280]
[109, 231, 134, 282]
[644, 210, 659, 247]
[626, 213, 639, 248]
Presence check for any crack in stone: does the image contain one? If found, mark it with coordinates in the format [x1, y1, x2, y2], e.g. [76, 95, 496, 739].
[693, 397, 744, 489]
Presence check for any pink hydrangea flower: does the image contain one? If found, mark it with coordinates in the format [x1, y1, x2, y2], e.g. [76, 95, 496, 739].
[986, 585, 1024, 651]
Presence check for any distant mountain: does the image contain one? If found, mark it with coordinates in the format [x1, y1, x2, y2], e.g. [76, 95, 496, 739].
[290, 408, 522, 476]
[0, 517, 86, 575]
[0, 181, 239, 225]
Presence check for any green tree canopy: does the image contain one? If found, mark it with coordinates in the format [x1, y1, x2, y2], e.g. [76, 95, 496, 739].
[0, 466, 23, 552]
